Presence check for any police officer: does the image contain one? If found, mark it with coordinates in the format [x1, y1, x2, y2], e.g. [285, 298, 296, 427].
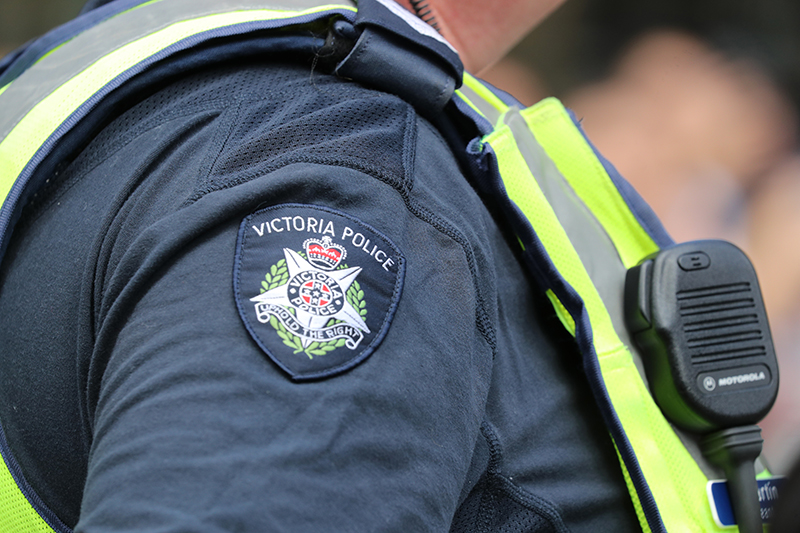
[0, 0, 743, 531]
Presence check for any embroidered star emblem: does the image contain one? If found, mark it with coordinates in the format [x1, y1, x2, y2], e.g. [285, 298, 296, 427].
[250, 248, 369, 348]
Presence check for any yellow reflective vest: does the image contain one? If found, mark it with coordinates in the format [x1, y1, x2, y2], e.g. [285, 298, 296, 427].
[0, 0, 762, 531]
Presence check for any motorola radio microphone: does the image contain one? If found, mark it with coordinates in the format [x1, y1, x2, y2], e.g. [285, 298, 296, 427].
[625, 240, 779, 533]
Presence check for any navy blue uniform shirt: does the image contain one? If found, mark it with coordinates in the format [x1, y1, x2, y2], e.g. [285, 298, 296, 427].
[0, 57, 640, 531]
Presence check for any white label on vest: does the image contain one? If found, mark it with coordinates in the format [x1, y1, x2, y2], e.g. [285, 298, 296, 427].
[374, 0, 457, 52]
[706, 476, 785, 527]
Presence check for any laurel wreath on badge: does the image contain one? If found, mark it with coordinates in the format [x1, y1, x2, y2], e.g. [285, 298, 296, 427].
[259, 254, 368, 359]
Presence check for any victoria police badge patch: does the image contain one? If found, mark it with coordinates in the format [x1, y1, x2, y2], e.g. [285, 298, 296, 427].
[234, 204, 405, 381]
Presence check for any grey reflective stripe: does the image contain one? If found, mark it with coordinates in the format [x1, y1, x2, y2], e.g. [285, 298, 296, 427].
[457, 83, 503, 126]
[503, 109, 642, 372]
[504, 108, 724, 481]
[0, 0, 354, 143]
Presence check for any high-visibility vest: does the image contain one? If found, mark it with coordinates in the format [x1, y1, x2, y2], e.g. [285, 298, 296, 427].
[0, 0, 760, 531]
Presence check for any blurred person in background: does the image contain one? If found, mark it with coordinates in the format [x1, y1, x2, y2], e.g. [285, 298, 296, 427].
[563, 30, 800, 473]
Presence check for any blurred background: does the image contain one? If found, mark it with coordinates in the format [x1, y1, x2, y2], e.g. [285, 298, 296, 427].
[3, 0, 800, 473]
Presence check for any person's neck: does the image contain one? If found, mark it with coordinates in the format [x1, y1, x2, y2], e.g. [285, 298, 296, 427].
[391, 0, 565, 75]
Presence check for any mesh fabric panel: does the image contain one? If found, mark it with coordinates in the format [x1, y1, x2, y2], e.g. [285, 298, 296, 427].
[0, 452, 56, 533]
[450, 472, 565, 533]
[210, 84, 408, 183]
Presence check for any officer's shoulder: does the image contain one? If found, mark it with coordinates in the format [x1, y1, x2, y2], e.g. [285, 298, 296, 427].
[190, 60, 419, 192]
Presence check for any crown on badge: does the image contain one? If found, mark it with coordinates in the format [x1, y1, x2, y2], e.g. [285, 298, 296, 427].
[304, 236, 346, 270]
